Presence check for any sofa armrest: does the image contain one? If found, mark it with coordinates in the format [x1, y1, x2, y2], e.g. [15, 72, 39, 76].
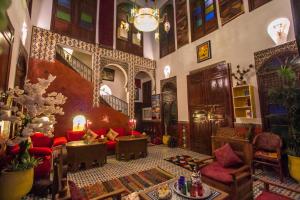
[53, 137, 68, 147]
[229, 165, 250, 175]
[231, 165, 251, 182]
[29, 147, 52, 156]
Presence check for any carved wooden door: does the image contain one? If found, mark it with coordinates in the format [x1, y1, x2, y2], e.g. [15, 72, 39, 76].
[188, 62, 233, 155]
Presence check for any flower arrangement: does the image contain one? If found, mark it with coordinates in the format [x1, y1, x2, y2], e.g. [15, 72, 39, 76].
[0, 74, 67, 171]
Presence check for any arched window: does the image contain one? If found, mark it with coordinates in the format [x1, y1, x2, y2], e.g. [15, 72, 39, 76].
[73, 115, 86, 131]
[100, 85, 112, 96]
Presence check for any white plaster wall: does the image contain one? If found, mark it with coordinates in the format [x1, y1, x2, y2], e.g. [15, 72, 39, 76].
[155, 0, 295, 124]
[31, 0, 53, 30]
[6, 0, 32, 88]
[102, 68, 127, 101]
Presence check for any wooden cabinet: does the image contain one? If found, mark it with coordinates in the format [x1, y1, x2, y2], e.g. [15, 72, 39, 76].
[232, 85, 256, 119]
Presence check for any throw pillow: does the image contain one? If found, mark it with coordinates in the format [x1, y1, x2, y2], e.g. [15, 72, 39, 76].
[214, 143, 243, 167]
[82, 129, 98, 143]
[68, 181, 87, 200]
[106, 129, 119, 141]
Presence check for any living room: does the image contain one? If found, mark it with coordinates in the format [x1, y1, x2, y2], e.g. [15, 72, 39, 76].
[0, 0, 300, 199]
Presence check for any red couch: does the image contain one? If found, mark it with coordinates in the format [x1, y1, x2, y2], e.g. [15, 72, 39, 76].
[29, 133, 67, 179]
[66, 128, 141, 151]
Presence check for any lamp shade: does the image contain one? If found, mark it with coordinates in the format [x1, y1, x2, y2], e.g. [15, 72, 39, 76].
[134, 8, 159, 32]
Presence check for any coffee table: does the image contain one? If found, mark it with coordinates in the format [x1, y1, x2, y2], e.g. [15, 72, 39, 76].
[115, 135, 148, 161]
[66, 140, 106, 170]
[139, 178, 229, 200]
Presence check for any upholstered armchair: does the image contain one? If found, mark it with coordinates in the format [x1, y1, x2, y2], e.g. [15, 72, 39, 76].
[29, 133, 67, 180]
[199, 136, 253, 200]
[252, 132, 283, 182]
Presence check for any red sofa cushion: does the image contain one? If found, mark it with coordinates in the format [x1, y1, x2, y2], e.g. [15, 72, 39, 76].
[201, 161, 237, 184]
[131, 130, 142, 136]
[112, 128, 126, 137]
[31, 133, 52, 147]
[53, 137, 68, 147]
[67, 130, 85, 141]
[94, 128, 109, 137]
[106, 140, 116, 151]
[256, 191, 291, 200]
[29, 147, 52, 156]
[214, 143, 243, 167]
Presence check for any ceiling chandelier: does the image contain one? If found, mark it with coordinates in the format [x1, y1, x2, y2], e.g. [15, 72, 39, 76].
[122, 0, 171, 41]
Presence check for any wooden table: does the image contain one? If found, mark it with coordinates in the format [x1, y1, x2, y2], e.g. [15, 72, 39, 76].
[115, 135, 148, 161]
[66, 140, 106, 170]
[139, 178, 229, 200]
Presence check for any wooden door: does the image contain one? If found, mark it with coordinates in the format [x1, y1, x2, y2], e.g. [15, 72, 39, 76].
[188, 62, 233, 155]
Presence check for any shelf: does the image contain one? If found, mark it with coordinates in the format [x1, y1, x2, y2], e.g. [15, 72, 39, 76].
[234, 106, 251, 109]
[234, 95, 250, 99]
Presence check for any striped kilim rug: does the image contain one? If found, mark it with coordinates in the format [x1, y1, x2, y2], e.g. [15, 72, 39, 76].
[80, 167, 175, 199]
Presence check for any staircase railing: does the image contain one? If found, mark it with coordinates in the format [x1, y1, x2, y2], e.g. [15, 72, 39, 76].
[55, 45, 93, 82]
[100, 91, 128, 115]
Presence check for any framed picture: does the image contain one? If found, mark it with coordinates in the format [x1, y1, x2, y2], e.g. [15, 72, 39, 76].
[151, 94, 161, 120]
[142, 107, 152, 121]
[101, 68, 115, 81]
[196, 41, 212, 63]
[219, 0, 244, 25]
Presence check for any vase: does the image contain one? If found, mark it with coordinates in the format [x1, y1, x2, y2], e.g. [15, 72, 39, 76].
[0, 168, 34, 200]
[288, 155, 300, 183]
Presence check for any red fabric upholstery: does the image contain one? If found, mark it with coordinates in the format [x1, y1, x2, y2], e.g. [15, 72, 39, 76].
[53, 137, 67, 147]
[29, 147, 52, 156]
[7, 144, 20, 155]
[30, 133, 52, 147]
[34, 155, 52, 179]
[66, 130, 85, 141]
[131, 130, 142, 135]
[256, 191, 291, 200]
[94, 128, 109, 137]
[215, 143, 243, 167]
[106, 140, 116, 151]
[201, 161, 238, 184]
[112, 128, 126, 137]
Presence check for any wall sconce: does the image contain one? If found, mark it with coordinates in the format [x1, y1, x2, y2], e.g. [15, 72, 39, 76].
[73, 115, 86, 131]
[267, 18, 290, 45]
[164, 65, 171, 78]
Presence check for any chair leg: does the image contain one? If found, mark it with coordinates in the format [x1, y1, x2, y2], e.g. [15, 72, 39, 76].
[279, 162, 284, 182]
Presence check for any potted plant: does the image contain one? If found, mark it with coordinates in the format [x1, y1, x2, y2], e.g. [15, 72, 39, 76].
[268, 62, 300, 182]
[0, 75, 66, 200]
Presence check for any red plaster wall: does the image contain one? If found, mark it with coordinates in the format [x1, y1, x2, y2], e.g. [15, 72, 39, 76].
[27, 59, 129, 137]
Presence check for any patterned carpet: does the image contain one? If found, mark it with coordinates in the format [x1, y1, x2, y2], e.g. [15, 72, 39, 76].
[25, 145, 300, 199]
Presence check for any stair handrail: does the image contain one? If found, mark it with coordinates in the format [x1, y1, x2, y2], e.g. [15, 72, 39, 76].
[100, 91, 128, 115]
[55, 45, 93, 82]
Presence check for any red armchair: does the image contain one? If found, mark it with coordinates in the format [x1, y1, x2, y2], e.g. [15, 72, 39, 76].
[29, 133, 67, 180]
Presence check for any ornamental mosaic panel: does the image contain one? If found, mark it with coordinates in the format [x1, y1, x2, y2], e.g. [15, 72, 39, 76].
[30, 26, 156, 117]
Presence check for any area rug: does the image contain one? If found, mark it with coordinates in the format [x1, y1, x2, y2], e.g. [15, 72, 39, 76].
[80, 167, 175, 199]
[164, 155, 204, 171]
[165, 155, 300, 199]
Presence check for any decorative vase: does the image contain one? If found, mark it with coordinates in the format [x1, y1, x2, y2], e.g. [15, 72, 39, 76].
[288, 155, 300, 183]
[0, 168, 34, 200]
[163, 135, 170, 145]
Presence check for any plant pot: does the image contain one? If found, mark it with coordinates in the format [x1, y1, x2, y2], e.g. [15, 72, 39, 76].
[0, 168, 34, 200]
[163, 135, 170, 145]
[288, 155, 300, 183]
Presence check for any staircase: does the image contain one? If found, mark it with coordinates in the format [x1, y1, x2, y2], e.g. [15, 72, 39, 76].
[100, 91, 128, 115]
[55, 46, 128, 115]
[55, 45, 93, 82]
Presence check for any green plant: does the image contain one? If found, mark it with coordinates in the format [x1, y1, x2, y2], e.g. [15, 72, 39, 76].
[268, 63, 300, 156]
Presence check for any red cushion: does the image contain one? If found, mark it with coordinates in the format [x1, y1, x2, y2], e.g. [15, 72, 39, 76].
[53, 137, 67, 147]
[7, 144, 20, 155]
[106, 140, 116, 151]
[112, 128, 126, 137]
[131, 130, 142, 135]
[201, 161, 237, 183]
[214, 143, 243, 167]
[29, 147, 52, 156]
[256, 191, 291, 200]
[67, 131, 85, 142]
[68, 181, 87, 200]
[31, 133, 53, 147]
[94, 128, 109, 137]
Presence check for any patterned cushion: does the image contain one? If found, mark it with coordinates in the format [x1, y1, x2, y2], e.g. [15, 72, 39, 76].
[106, 129, 119, 141]
[201, 161, 237, 183]
[83, 129, 98, 142]
[214, 143, 243, 167]
[254, 150, 279, 161]
[256, 191, 291, 200]
[68, 181, 88, 200]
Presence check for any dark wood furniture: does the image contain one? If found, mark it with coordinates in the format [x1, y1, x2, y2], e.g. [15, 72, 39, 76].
[98, 0, 114, 48]
[66, 141, 106, 170]
[248, 0, 272, 11]
[199, 136, 253, 200]
[252, 132, 284, 182]
[115, 135, 148, 161]
[187, 62, 234, 155]
[254, 177, 300, 200]
[175, 0, 189, 49]
[138, 178, 229, 200]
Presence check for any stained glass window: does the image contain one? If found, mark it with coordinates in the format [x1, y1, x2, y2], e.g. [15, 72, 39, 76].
[58, 0, 71, 8]
[190, 0, 218, 41]
[56, 10, 71, 22]
[80, 12, 93, 29]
